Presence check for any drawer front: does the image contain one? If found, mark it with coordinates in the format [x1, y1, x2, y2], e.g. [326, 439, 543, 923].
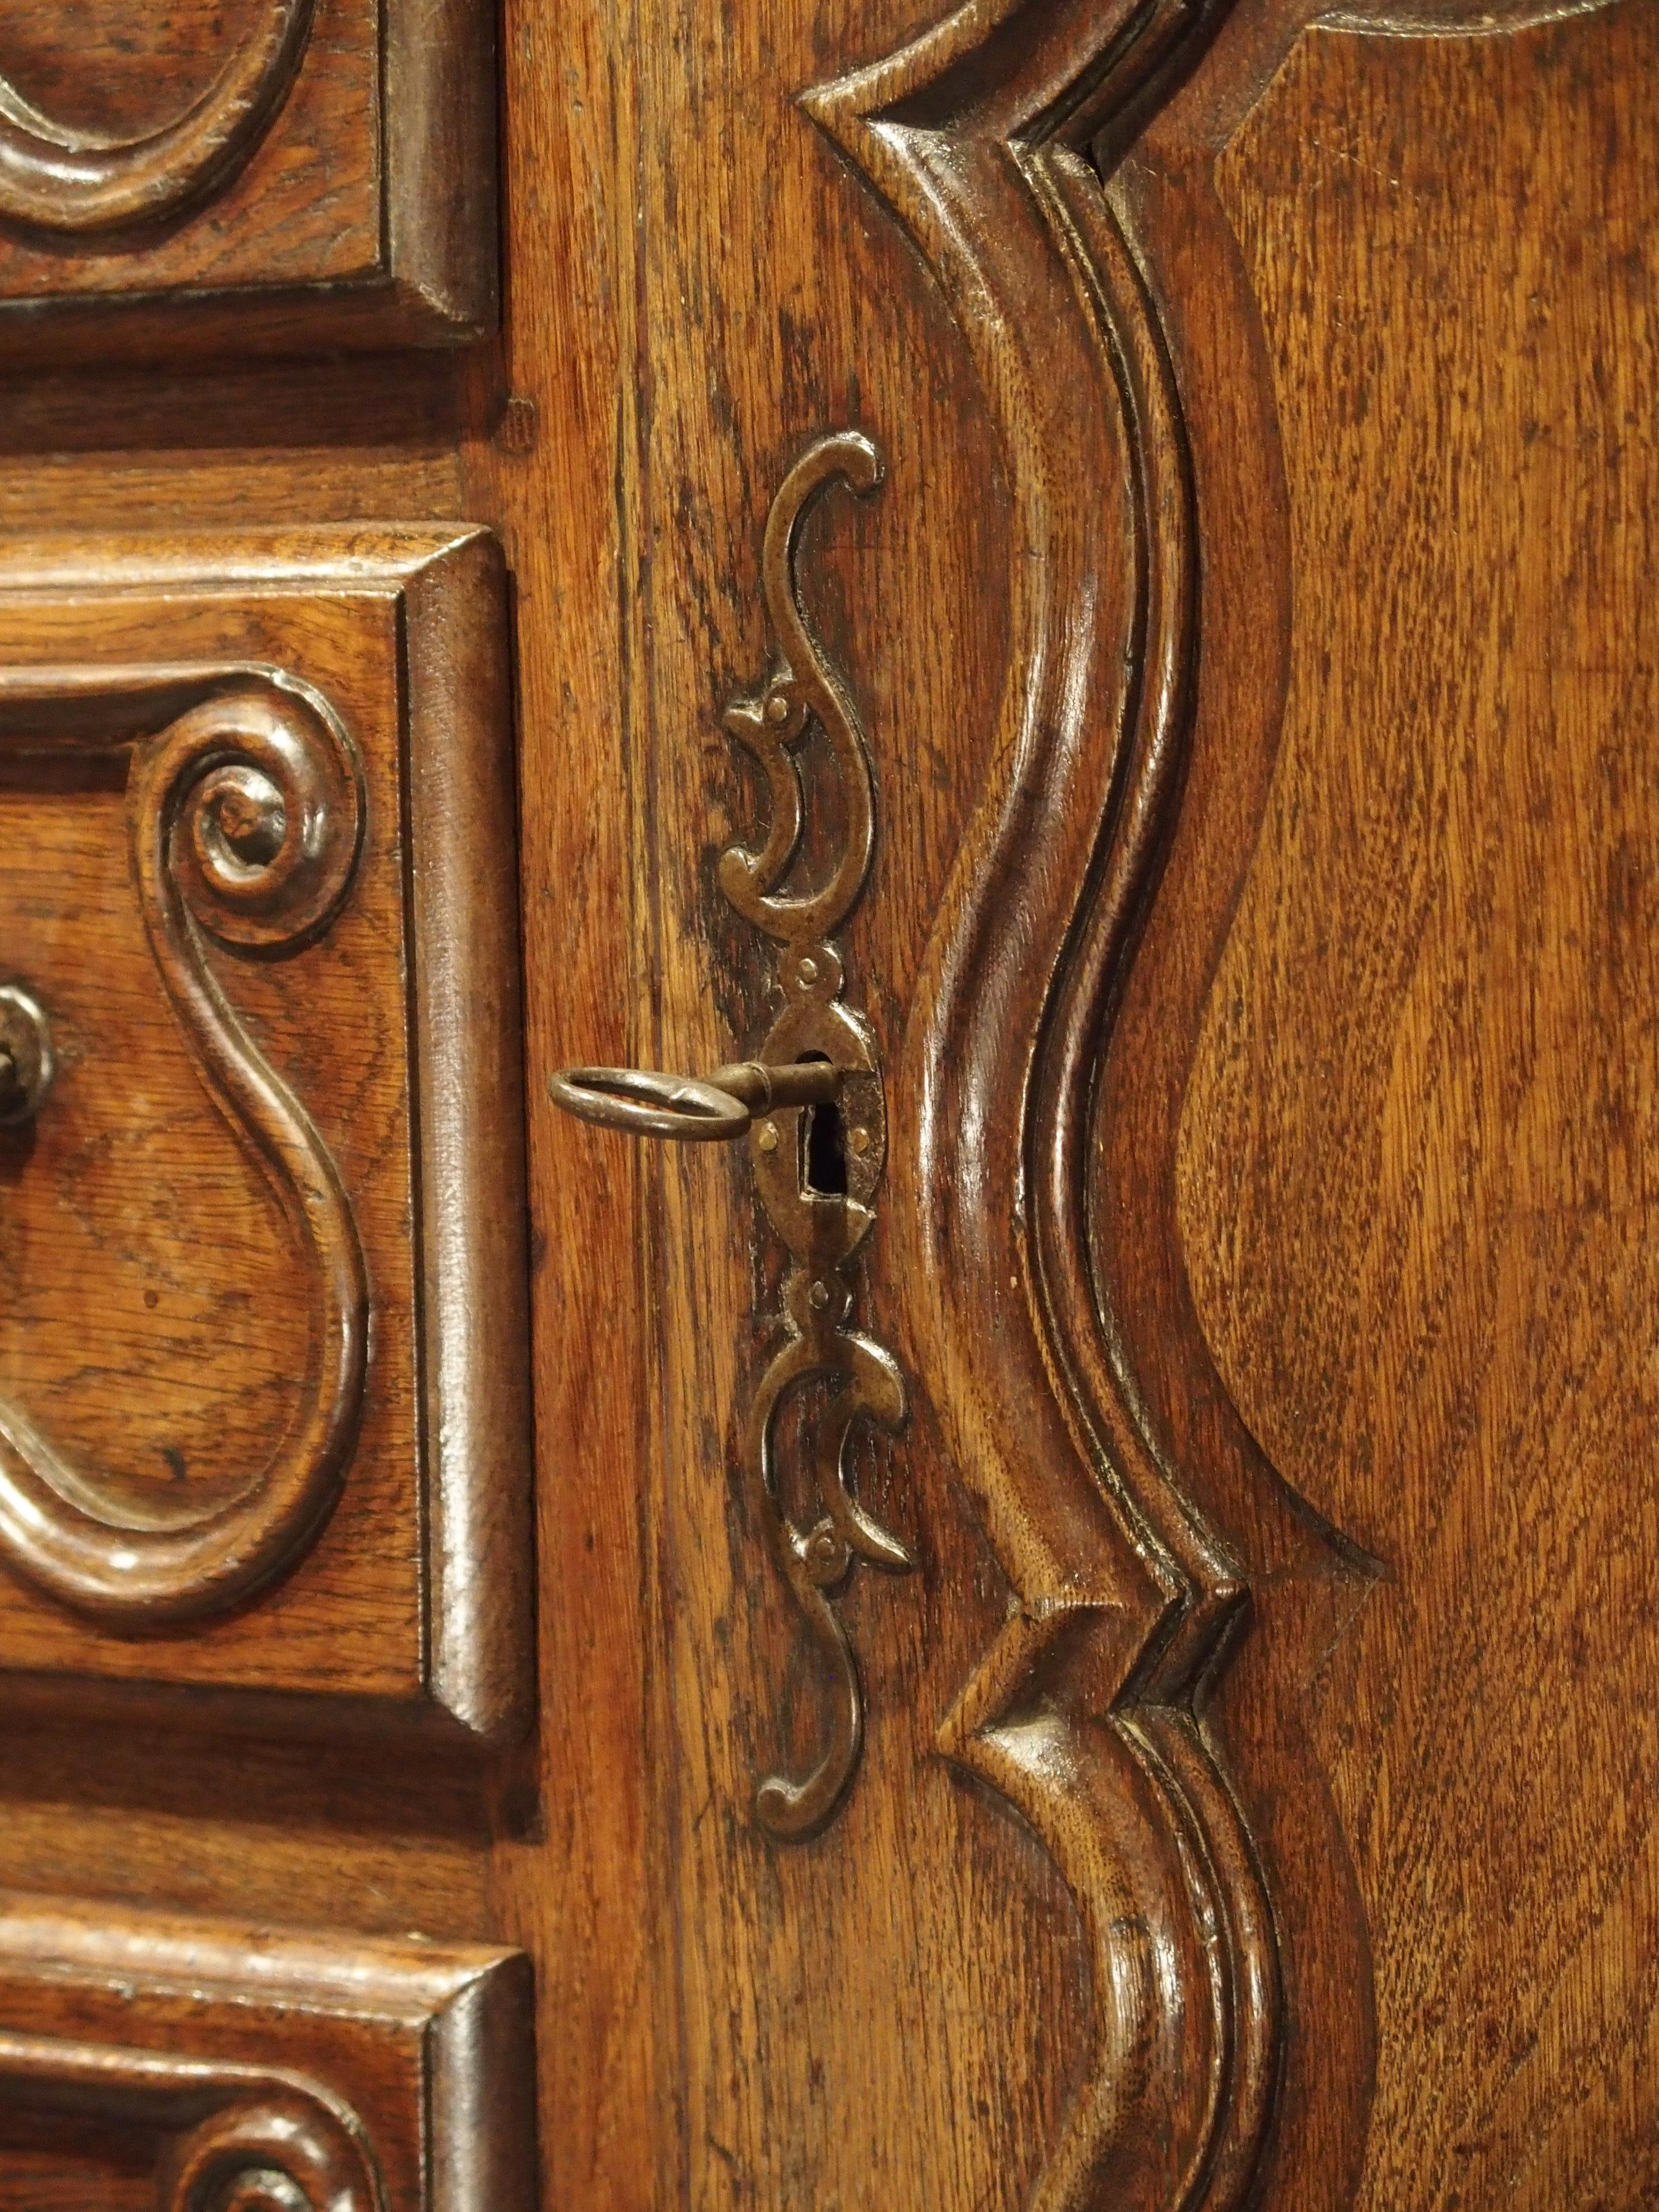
[0, 1890, 532, 2212]
[0, 526, 530, 1738]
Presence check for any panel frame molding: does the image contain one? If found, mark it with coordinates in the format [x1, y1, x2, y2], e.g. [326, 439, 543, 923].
[809, 0, 1640, 2201]
[807, 8, 1280, 2210]
[0, 1889, 534, 2212]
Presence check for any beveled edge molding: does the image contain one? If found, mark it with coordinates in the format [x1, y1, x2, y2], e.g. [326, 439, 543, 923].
[720, 431, 912, 1841]
[0, 0, 314, 239]
[0, 527, 532, 1740]
[0, 1889, 535, 2212]
[807, 7, 1279, 2210]
[399, 529, 533, 1742]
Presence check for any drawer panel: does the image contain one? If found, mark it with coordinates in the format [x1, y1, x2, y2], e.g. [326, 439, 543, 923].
[0, 0, 494, 358]
[0, 526, 530, 1738]
[0, 1890, 532, 2212]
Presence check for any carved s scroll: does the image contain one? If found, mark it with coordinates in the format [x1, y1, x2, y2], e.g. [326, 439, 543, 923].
[807, 5, 1279, 2210]
[0, 0, 314, 237]
[0, 666, 368, 1626]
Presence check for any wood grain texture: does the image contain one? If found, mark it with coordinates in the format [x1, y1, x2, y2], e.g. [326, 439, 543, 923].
[0, 0, 313, 240]
[804, 8, 1286, 2207]
[0, 1, 273, 142]
[1173, 12, 1659, 2205]
[0, 0, 496, 356]
[0, 0, 1650, 2204]
[0, 1891, 532, 2212]
[591, 0, 1084, 2187]
[0, 527, 530, 1736]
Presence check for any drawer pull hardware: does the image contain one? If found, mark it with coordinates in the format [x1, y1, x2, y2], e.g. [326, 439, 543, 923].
[0, 983, 52, 1127]
[549, 433, 910, 1840]
[547, 1057, 841, 1141]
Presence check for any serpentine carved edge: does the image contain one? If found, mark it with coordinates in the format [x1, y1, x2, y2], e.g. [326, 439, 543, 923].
[721, 433, 912, 1841]
[807, 3, 1280, 2206]
[0, 664, 368, 1626]
[0, 2030, 384, 2212]
[0, 0, 314, 238]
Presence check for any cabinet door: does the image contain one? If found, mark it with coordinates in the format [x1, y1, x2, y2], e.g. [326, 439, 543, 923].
[524, 0, 1659, 2205]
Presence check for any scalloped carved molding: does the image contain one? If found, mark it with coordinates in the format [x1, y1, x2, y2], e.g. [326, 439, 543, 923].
[0, 0, 314, 237]
[0, 665, 367, 1627]
[806, 7, 1277, 2208]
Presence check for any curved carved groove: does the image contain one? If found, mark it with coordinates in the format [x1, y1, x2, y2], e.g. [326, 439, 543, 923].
[807, 6, 1280, 2206]
[0, 667, 369, 1625]
[0, 0, 315, 239]
[0, 2030, 384, 2212]
[722, 434, 911, 1839]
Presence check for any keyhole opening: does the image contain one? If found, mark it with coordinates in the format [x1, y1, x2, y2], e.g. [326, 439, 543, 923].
[798, 1054, 848, 1198]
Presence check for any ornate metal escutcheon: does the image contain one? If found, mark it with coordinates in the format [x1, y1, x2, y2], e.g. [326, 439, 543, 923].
[550, 429, 909, 1840]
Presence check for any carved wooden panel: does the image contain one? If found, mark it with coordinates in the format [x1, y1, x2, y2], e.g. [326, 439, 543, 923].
[0, 1890, 532, 2212]
[546, 0, 1656, 2200]
[0, 525, 531, 1740]
[0, 0, 494, 360]
[1164, 6, 1659, 2203]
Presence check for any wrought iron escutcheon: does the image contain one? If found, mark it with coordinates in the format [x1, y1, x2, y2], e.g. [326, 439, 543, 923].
[0, 983, 54, 1127]
[548, 430, 910, 1841]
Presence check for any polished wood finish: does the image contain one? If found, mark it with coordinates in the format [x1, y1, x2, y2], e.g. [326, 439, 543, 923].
[535, 0, 1653, 2201]
[1177, 12, 1659, 2201]
[0, 0, 496, 358]
[0, 0, 1650, 2208]
[0, 1890, 532, 2212]
[0, 527, 531, 1738]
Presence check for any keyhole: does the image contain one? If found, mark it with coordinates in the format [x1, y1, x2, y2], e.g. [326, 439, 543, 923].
[798, 1054, 848, 1197]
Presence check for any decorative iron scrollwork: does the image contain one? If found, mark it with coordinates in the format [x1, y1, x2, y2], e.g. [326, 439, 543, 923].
[548, 430, 908, 1840]
[720, 430, 910, 1839]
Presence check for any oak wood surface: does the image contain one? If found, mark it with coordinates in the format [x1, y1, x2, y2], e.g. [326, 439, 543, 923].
[0, 0, 1650, 2209]
[1178, 12, 1659, 2202]
[0, 1889, 533, 2212]
[2, 0, 265, 140]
